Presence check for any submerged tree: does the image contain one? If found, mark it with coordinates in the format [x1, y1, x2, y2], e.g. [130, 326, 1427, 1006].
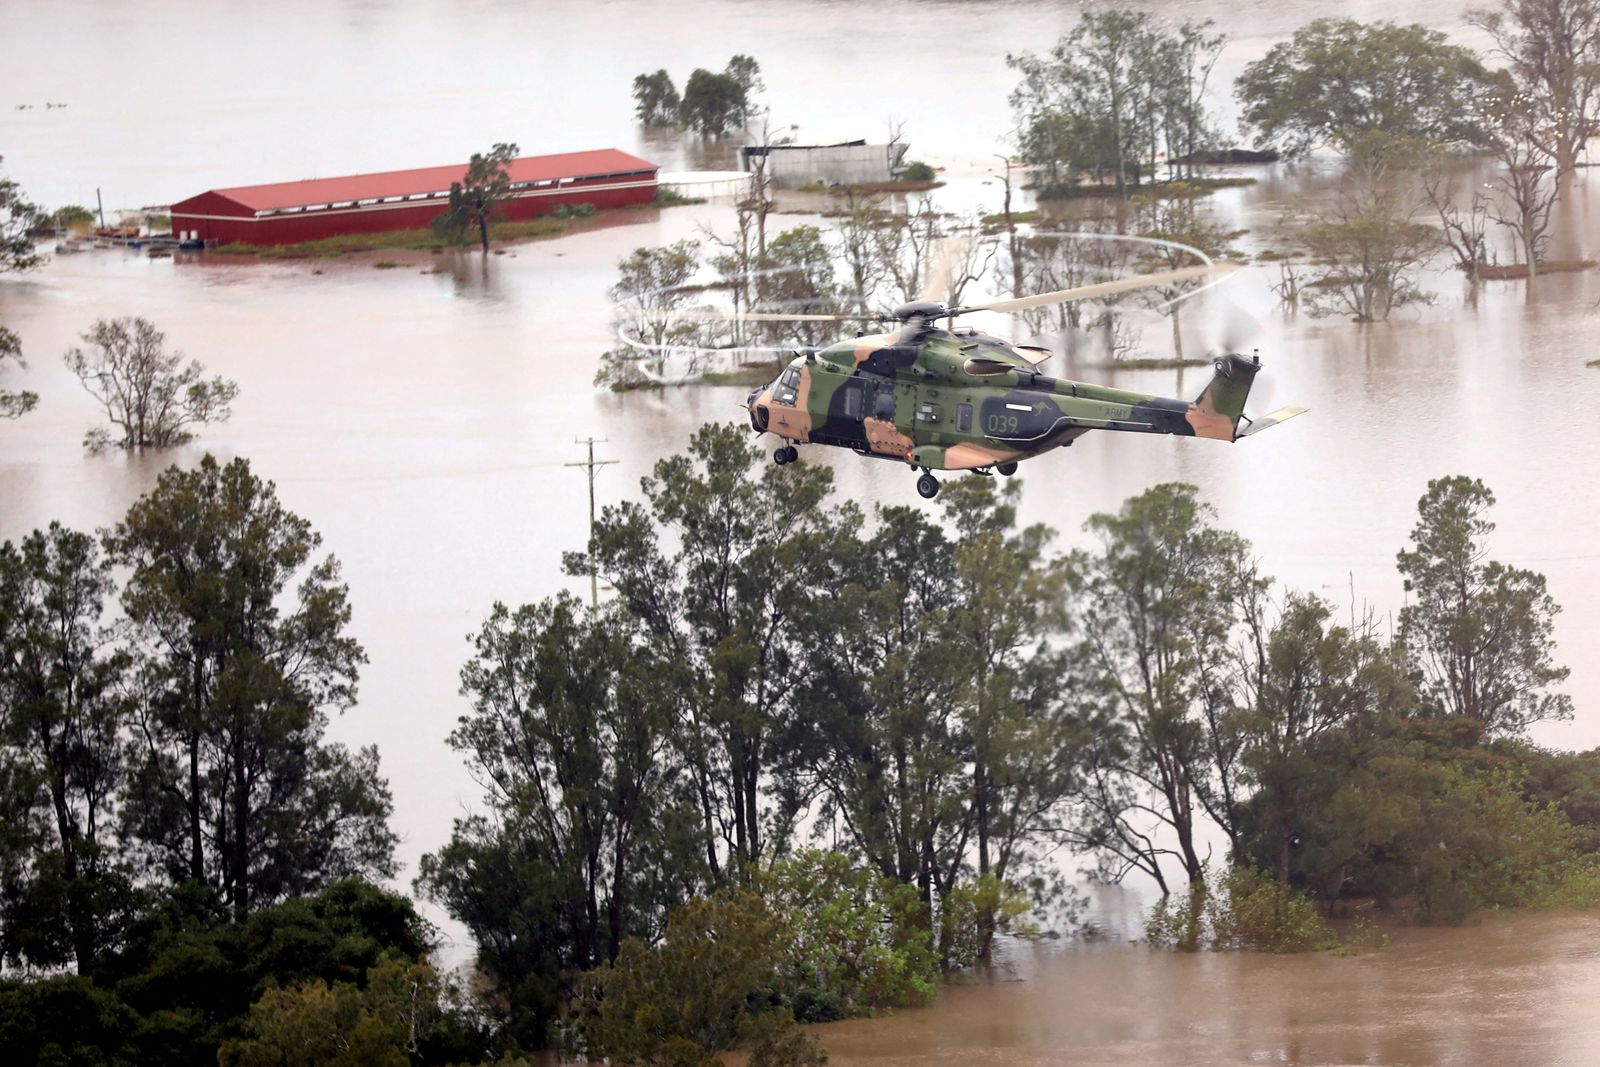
[631, 70, 681, 125]
[679, 69, 750, 135]
[1236, 18, 1491, 156]
[63, 317, 238, 451]
[1066, 483, 1258, 893]
[1008, 13, 1225, 196]
[568, 423, 849, 880]
[434, 142, 519, 254]
[107, 455, 395, 920]
[1471, 0, 1600, 177]
[1299, 135, 1440, 322]
[597, 239, 708, 389]
[1, 324, 37, 419]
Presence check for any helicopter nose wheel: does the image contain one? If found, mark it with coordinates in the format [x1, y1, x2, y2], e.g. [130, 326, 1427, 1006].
[996, 461, 1018, 477]
[916, 471, 940, 499]
[774, 445, 799, 465]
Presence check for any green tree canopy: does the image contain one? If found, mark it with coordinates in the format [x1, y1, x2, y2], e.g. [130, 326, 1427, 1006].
[632, 70, 681, 124]
[679, 69, 749, 135]
[1009, 13, 1225, 195]
[417, 594, 705, 1048]
[434, 142, 519, 253]
[0, 524, 135, 975]
[575, 889, 824, 1067]
[1236, 18, 1491, 156]
[1397, 475, 1572, 733]
[106, 455, 395, 920]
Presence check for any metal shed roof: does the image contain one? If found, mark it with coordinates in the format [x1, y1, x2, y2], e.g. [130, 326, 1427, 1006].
[200, 149, 657, 212]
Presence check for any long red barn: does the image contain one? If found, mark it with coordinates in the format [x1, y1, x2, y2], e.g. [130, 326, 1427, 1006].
[170, 148, 658, 245]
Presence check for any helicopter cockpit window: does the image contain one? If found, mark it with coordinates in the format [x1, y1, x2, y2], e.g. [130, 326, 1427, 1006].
[773, 367, 801, 406]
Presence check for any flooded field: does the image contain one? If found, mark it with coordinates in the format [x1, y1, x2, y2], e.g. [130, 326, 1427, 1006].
[4, 0, 1600, 1060]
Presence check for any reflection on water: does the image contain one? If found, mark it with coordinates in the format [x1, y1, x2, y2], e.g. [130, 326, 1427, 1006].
[3, 0, 1600, 1054]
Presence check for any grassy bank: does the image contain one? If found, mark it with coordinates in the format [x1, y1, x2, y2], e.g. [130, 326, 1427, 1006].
[1477, 259, 1596, 280]
[1034, 175, 1256, 201]
[212, 217, 569, 258]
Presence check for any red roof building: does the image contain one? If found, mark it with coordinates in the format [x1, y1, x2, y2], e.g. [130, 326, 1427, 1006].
[170, 149, 658, 245]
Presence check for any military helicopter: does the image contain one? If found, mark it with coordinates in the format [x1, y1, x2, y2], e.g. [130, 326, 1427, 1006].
[729, 263, 1306, 498]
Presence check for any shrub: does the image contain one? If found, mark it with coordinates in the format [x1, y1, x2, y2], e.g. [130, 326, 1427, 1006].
[1145, 865, 1338, 953]
[899, 160, 936, 182]
[937, 874, 1039, 971]
[758, 849, 937, 1018]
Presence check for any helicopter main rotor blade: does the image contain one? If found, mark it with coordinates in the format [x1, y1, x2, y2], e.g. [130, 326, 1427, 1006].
[653, 308, 867, 323]
[960, 263, 1240, 315]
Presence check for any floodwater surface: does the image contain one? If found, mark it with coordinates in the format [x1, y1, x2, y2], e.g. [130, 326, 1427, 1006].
[3, 1, 1600, 1060]
[819, 907, 1600, 1065]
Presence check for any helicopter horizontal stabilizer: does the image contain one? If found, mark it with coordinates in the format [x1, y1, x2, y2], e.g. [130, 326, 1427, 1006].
[1236, 405, 1309, 439]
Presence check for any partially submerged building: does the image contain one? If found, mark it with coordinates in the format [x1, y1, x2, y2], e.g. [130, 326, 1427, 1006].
[738, 140, 908, 188]
[170, 149, 658, 245]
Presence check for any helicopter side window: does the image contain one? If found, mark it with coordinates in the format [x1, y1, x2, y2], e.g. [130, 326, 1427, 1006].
[842, 381, 863, 419]
[956, 403, 972, 433]
[774, 367, 801, 405]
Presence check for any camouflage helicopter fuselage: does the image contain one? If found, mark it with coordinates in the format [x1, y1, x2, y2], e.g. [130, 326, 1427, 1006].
[745, 318, 1297, 496]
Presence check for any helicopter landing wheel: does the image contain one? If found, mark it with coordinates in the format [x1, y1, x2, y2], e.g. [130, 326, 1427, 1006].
[916, 472, 940, 499]
[996, 461, 1018, 477]
[774, 445, 798, 465]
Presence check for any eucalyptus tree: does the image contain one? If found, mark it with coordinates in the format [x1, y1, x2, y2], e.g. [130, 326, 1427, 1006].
[107, 455, 395, 919]
[417, 594, 703, 1047]
[775, 504, 971, 906]
[1397, 476, 1572, 733]
[434, 141, 518, 253]
[1298, 134, 1441, 322]
[568, 423, 855, 879]
[1471, 0, 1600, 177]
[1066, 483, 1255, 891]
[1009, 12, 1225, 196]
[0, 524, 133, 973]
[631, 70, 680, 125]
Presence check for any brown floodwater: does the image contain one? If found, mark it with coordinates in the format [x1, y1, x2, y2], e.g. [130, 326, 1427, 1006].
[818, 905, 1600, 1065]
[3, 0, 1600, 1058]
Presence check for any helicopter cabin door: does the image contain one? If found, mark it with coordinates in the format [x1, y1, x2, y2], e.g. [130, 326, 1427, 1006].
[766, 364, 809, 441]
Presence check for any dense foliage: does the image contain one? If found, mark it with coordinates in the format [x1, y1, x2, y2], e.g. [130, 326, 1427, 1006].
[1235, 19, 1490, 155]
[0, 457, 396, 979]
[629, 55, 763, 134]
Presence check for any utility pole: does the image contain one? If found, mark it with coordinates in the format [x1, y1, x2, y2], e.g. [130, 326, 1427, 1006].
[565, 437, 617, 608]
